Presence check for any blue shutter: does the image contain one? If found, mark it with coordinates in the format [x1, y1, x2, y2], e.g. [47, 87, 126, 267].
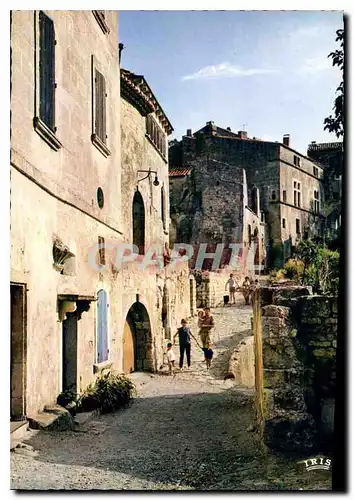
[97, 290, 108, 363]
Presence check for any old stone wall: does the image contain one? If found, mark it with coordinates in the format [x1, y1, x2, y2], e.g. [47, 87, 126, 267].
[228, 336, 255, 388]
[257, 286, 337, 453]
[169, 157, 265, 270]
[194, 269, 244, 308]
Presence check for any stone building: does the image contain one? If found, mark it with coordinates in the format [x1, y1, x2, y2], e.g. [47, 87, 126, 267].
[307, 141, 343, 243]
[169, 157, 265, 275]
[10, 10, 192, 424]
[169, 122, 324, 267]
[120, 68, 193, 371]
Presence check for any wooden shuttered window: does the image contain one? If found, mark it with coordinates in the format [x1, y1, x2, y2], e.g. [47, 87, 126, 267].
[145, 114, 166, 159]
[39, 11, 56, 131]
[95, 69, 107, 144]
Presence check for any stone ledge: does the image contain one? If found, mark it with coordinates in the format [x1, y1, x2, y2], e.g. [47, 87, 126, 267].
[28, 404, 74, 431]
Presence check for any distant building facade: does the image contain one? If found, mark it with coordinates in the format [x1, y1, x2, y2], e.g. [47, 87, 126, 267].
[169, 122, 324, 267]
[307, 141, 343, 242]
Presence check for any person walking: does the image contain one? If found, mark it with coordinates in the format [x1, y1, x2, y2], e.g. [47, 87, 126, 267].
[225, 273, 238, 305]
[173, 319, 198, 370]
[241, 276, 251, 305]
[198, 307, 215, 360]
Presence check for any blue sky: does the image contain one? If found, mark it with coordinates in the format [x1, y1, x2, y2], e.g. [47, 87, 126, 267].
[119, 10, 343, 155]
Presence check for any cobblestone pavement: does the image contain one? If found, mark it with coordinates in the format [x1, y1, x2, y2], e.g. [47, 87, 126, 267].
[11, 301, 331, 491]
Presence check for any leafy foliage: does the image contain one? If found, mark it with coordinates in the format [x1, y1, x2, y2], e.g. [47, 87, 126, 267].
[293, 240, 339, 295]
[324, 28, 344, 138]
[57, 387, 79, 408]
[77, 369, 136, 414]
[283, 259, 305, 280]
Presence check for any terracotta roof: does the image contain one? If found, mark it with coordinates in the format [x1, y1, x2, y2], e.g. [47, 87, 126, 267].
[169, 168, 191, 177]
[121, 69, 173, 135]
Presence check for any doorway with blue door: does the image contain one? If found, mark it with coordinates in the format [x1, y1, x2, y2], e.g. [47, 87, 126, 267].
[97, 289, 109, 364]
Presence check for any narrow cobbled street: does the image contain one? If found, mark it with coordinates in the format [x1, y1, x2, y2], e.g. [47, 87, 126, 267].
[11, 303, 331, 491]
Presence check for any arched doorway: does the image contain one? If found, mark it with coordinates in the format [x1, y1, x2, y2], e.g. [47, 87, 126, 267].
[123, 302, 153, 373]
[133, 190, 145, 255]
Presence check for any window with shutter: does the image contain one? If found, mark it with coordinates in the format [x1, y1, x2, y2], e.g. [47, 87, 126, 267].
[34, 11, 62, 150]
[39, 11, 55, 130]
[145, 114, 167, 159]
[95, 69, 106, 143]
[91, 57, 110, 157]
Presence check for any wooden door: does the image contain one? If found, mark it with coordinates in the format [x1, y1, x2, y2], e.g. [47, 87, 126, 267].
[123, 320, 134, 374]
[62, 312, 78, 392]
[10, 284, 26, 420]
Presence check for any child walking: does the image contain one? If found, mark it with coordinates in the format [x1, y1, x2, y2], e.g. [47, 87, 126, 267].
[166, 342, 175, 375]
[202, 342, 214, 370]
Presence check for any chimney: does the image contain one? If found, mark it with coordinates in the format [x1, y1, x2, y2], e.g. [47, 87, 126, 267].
[226, 127, 231, 132]
[206, 121, 217, 135]
[283, 134, 290, 147]
[238, 130, 248, 140]
[118, 43, 124, 64]
[186, 129, 192, 137]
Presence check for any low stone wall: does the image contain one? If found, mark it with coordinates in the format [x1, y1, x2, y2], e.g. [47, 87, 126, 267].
[257, 286, 337, 453]
[228, 336, 255, 388]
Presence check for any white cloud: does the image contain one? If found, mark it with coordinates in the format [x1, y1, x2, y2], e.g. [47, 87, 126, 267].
[181, 62, 278, 81]
[297, 55, 335, 75]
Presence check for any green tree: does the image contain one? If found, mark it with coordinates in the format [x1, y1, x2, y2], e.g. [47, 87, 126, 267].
[324, 28, 344, 138]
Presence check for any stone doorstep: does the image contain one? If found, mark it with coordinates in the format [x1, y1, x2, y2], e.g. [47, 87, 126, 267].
[10, 420, 29, 442]
[28, 404, 74, 431]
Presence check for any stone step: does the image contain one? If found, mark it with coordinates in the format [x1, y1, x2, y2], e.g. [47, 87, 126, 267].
[28, 404, 75, 431]
[10, 420, 29, 442]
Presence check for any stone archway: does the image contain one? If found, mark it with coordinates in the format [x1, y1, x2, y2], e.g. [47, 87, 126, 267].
[123, 301, 153, 373]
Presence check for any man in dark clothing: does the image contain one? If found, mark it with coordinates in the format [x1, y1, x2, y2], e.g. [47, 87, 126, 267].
[173, 319, 198, 370]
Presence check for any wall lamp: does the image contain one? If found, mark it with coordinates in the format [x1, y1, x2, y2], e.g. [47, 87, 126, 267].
[137, 169, 160, 186]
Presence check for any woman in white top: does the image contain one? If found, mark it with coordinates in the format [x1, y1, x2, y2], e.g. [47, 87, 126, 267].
[225, 273, 238, 305]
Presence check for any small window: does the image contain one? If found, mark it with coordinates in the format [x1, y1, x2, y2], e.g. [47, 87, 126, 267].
[296, 219, 301, 234]
[283, 190, 287, 202]
[271, 190, 276, 200]
[97, 187, 104, 209]
[248, 225, 252, 246]
[293, 155, 301, 167]
[293, 181, 301, 207]
[314, 190, 320, 214]
[313, 166, 319, 177]
[282, 218, 286, 228]
[98, 236, 105, 266]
